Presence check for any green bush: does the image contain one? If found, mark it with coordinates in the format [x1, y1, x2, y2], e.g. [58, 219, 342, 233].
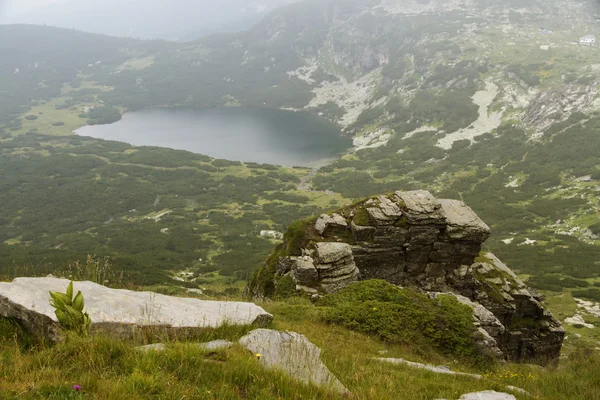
[589, 222, 600, 236]
[317, 280, 480, 360]
[571, 289, 600, 302]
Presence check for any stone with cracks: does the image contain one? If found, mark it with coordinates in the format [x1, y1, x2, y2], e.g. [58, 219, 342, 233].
[252, 190, 564, 364]
[239, 329, 347, 394]
[315, 213, 348, 235]
[439, 199, 491, 242]
[314, 242, 353, 264]
[0, 277, 272, 343]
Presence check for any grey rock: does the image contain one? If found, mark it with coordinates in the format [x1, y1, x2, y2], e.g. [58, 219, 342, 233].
[286, 244, 359, 294]
[315, 213, 348, 235]
[439, 199, 491, 242]
[377, 195, 403, 217]
[505, 386, 531, 396]
[374, 358, 482, 379]
[291, 257, 319, 286]
[395, 190, 445, 224]
[135, 340, 233, 353]
[258, 190, 564, 364]
[296, 285, 319, 294]
[136, 343, 167, 352]
[351, 221, 376, 241]
[314, 242, 353, 264]
[239, 329, 347, 394]
[458, 391, 516, 400]
[367, 207, 395, 225]
[0, 277, 273, 343]
[196, 340, 234, 351]
[486, 277, 504, 285]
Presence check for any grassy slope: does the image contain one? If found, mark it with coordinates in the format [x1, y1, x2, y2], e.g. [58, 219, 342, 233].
[1, 299, 599, 400]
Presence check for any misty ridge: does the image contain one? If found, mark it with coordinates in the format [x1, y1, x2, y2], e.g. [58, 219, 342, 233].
[0, 0, 297, 40]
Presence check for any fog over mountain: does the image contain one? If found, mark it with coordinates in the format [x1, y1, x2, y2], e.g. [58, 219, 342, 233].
[0, 0, 296, 40]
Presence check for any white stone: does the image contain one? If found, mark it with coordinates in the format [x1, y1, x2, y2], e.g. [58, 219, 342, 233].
[564, 314, 594, 329]
[135, 340, 233, 353]
[519, 238, 537, 246]
[260, 230, 284, 240]
[575, 298, 600, 318]
[136, 343, 167, 352]
[459, 391, 516, 400]
[374, 358, 482, 379]
[0, 278, 272, 342]
[239, 329, 347, 393]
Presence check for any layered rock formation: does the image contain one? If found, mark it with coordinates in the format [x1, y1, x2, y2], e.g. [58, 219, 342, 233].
[249, 190, 564, 364]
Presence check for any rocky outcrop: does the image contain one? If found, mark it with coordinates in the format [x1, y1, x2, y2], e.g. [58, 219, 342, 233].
[0, 277, 272, 343]
[522, 83, 596, 131]
[239, 329, 348, 394]
[281, 242, 360, 294]
[250, 190, 564, 364]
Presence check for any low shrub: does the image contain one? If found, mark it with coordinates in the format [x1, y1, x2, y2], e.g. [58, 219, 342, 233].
[571, 289, 600, 302]
[317, 280, 480, 361]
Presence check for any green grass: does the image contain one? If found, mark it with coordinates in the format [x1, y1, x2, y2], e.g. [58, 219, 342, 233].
[9, 97, 90, 136]
[2, 296, 600, 400]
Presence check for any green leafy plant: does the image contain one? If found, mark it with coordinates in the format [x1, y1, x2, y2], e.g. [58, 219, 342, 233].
[49, 282, 92, 336]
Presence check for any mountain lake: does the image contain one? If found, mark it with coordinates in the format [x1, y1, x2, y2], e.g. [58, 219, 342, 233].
[75, 108, 352, 167]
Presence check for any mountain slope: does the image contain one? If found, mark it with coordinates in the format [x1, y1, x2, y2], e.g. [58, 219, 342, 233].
[0, 0, 599, 342]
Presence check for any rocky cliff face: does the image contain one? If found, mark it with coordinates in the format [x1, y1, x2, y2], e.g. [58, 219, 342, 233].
[249, 190, 564, 364]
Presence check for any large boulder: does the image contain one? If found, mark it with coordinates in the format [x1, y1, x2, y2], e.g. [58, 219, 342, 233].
[248, 190, 564, 364]
[239, 329, 347, 394]
[0, 277, 272, 343]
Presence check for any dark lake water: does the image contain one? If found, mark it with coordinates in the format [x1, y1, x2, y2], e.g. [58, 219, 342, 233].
[75, 108, 352, 167]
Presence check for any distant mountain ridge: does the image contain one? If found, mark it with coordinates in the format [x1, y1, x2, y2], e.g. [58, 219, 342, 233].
[1, 0, 297, 40]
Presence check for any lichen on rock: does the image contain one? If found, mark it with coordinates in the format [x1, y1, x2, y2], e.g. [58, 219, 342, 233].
[248, 190, 564, 364]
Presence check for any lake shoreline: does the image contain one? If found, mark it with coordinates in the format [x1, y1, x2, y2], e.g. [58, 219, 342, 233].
[74, 107, 351, 168]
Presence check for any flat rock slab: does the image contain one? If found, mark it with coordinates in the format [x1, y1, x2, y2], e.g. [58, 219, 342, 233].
[459, 391, 517, 400]
[136, 340, 233, 353]
[0, 277, 272, 342]
[239, 329, 347, 394]
[374, 358, 482, 379]
[439, 199, 490, 241]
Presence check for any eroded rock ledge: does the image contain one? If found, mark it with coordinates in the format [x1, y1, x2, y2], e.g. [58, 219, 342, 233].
[249, 190, 564, 364]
